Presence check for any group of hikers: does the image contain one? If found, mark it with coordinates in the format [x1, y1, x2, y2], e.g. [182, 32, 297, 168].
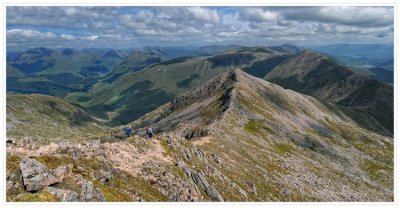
[122, 125, 153, 139]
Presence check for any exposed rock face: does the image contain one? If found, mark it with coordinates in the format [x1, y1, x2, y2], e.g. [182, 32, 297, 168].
[175, 159, 224, 202]
[141, 161, 202, 201]
[52, 164, 73, 183]
[43, 187, 78, 202]
[79, 180, 93, 202]
[93, 187, 106, 202]
[19, 158, 58, 192]
[6, 181, 21, 191]
[190, 170, 224, 202]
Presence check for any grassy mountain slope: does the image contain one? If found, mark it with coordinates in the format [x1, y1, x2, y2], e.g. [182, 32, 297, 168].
[6, 48, 127, 97]
[6, 94, 108, 143]
[265, 50, 393, 136]
[128, 69, 392, 201]
[312, 44, 393, 69]
[69, 46, 291, 125]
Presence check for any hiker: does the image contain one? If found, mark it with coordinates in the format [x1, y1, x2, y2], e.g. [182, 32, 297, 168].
[145, 125, 153, 139]
[125, 126, 132, 137]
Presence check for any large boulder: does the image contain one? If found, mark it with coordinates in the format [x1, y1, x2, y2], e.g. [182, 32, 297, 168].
[43, 187, 78, 202]
[19, 158, 58, 192]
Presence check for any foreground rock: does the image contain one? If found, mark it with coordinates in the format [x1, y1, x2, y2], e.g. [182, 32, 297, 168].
[43, 187, 78, 202]
[80, 180, 93, 202]
[19, 158, 58, 192]
[52, 164, 73, 183]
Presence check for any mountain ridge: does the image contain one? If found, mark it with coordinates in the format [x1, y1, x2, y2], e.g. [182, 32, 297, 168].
[265, 50, 393, 136]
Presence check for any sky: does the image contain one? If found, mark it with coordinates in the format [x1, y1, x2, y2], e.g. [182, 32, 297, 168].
[6, 6, 394, 51]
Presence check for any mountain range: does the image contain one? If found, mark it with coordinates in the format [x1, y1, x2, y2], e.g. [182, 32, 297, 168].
[7, 47, 127, 97]
[6, 43, 394, 202]
[265, 50, 393, 136]
[310, 44, 393, 83]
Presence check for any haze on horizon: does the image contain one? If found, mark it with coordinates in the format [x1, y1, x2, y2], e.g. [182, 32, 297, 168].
[6, 6, 394, 51]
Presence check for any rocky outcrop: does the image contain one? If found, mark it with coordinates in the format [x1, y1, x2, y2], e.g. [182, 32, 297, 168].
[190, 170, 224, 202]
[176, 159, 223, 202]
[79, 180, 93, 202]
[43, 187, 78, 202]
[141, 161, 202, 201]
[52, 164, 73, 183]
[93, 187, 106, 202]
[19, 158, 58, 192]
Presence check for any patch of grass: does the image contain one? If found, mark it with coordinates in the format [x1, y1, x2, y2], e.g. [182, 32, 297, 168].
[15, 191, 59, 202]
[361, 159, 392, 181]
[18, 77, 51, 83]
[160, 139, 174, 156]
[236, 91, 279, 123]
[172, 165, 186, 179]
[31, 155, 75, 169]
[244, 119, 274, 136]
[275, 143, 293, 155]
[94, 181, 132, 202]
[6, 154, 22, 173]
[95, 171, 169, 202]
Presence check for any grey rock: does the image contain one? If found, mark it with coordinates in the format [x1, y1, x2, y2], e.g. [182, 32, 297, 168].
[230, 182, 248, 199]
[52, 164, 73, 182]
[182, 149, 191, 160]
[80, 180, 93, 202]
[191, 170, 224, 202]
[210, 154, 223, 164]
[167, 137, 177, 149]
[58, 141, 72, 151]
[98, 170, 112, 185]
[93, 187, 105, 202]
[207, 185, 224, 202]
[92, 140, 102, 155]
[6, 181, 14, 191]
[77, 166, 85, 172]
[43, 187, 78, 202]
[19, 158, 58, 192]
[6, 173, 16, 181]
[251, 181, 257, 196]
[189, 145, 205, 159]
[141, 161, 202, 201]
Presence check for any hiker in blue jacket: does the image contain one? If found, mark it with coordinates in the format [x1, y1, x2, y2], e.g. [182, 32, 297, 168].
[125, 126, 132, 137]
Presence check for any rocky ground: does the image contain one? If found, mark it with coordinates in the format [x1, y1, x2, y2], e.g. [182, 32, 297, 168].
[6, 134, 225, 202]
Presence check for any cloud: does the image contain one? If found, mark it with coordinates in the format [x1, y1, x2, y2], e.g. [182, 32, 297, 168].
[7, 29, 57, 39]
[187, 7, 219, 23]
[6, 6, 394, 51]
[281, 6, 393, 28]
[7, 6, 118, 30]
[240, 8, 279, 22]
[82, 35, 99, 41]
[60, 34, 76, 40]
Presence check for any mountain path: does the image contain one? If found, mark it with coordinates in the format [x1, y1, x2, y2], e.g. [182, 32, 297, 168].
[7, 138, 172, 177]
[102, 139, 172, 176]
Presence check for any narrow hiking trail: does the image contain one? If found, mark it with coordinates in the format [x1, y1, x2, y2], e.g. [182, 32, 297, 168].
[102, 139, 172, 176]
